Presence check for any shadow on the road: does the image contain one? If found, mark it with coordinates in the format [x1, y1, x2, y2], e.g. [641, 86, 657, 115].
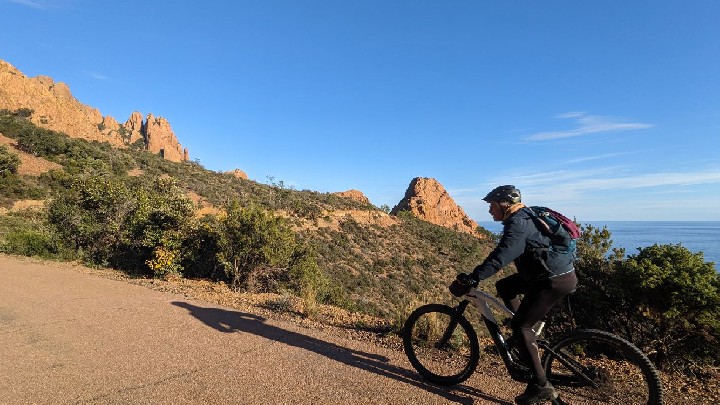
[172, 301, 511, 404]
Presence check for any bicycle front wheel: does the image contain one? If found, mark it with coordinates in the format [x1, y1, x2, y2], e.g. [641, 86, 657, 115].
[402, 303, 480, 386]
[543, 329, 663, 404]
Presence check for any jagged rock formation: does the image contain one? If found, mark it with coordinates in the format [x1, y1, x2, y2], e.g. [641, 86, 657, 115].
[123, 111, 145, 145]
[0, 59, 188, 162]
[332, 189, 370, 204]
[144, 113, 187, 161]
[392, 177, 484, 238]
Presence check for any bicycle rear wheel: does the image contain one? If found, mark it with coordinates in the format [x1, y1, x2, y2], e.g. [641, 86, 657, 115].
[543, 329, 663, 404]
[402, 303, 479, 386]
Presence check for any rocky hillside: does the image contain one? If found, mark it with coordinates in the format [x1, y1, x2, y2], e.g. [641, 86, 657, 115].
[392, 177, 484, 239]
[0, 59, 486, 238]
[0, 59, 188, 162]
[0, 60, 493, 319]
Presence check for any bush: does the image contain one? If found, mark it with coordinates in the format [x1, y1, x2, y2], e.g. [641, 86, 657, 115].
[15, 108, 33, 118]
[178, 203, 327, 310]
[0, 211, 69, 259]
[15, 126, 70, 157]
[287, 247, 330, 314]
[612, 244, 719, 371]
[178, 215, 225, 280]
[0, 145, 21, 176]
[568, 224, 719, 372]
[1, 229, 58, 257]
[146, 244, 182, 277]
[216, 203, 296, 290]
[47, 176, 194, 272]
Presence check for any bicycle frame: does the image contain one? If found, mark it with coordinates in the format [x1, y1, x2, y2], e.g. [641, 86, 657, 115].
[453, 286, 535, 381]
[456, 287, 547, 382]
[463, 285, 514, 324]
[459, 286, 595, 394]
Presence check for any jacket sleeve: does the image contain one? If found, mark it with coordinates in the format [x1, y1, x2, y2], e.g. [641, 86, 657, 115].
[473, 214, 529, 280]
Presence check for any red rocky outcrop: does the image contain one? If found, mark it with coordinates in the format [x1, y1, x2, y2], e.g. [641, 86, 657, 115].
[392, 177, 484, 238]
[333, 189, 370, 204]
[144, 113, 187, 162]
[0, 59, 188, 162]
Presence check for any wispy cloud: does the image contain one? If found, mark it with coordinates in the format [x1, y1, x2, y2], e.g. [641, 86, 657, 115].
[525, 112, 653, 141]
[573, 171, 720, 190]
[466, 167, 720, 220]
[502, 168, 720, 193]
[8, 0, 69, 10]
[85, 71, 109, 80]
[9, 0, 48, 9]
[563, 152, 635, 165]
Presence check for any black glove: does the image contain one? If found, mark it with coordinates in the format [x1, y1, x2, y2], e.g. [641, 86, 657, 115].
[456, 272, 478, 286]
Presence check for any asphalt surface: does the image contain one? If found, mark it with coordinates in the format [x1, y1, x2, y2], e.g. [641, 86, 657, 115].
[0, 255, 524, 404]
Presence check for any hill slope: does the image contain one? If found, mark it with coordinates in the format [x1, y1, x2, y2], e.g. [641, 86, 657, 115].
[0, 108, 495, 320]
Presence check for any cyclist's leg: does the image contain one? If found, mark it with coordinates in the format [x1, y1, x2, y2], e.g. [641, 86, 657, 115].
[511, 271, 578, 386]
[495, 272, 527, 313]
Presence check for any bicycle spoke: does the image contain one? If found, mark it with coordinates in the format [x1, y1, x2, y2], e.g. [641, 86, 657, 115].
[403, 304, 479, 386]
[544, 330, 663, 404]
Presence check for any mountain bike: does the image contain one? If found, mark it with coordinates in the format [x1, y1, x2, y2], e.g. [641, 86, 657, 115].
[402, 280, 663, 404]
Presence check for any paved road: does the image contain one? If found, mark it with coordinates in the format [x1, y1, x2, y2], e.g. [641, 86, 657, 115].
[0, 255, 523, 404]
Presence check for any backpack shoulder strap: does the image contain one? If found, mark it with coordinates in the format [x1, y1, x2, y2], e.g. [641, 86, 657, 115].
[523, 206, 553, 236]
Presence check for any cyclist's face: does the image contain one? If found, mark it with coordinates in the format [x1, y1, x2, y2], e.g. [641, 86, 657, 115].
[489, 202, 504, 221]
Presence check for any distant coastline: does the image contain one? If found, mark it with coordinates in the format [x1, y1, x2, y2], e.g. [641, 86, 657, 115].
[478, 220, 720, 271]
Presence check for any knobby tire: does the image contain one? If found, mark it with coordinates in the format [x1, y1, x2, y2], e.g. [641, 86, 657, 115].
[402, 304, 480, 386]
[543, 329, 663, 404]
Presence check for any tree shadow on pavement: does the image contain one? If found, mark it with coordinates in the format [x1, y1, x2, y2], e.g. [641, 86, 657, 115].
[172, 301, 512, 404]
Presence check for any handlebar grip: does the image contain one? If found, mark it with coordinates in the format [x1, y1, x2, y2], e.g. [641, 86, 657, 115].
[449, 279, 471, 297]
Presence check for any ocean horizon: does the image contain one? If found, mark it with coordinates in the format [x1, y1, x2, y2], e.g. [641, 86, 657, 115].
[478, 220, 720, 271]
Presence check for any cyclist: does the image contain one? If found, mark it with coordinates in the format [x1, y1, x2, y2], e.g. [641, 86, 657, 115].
[457, 185, 577, 405]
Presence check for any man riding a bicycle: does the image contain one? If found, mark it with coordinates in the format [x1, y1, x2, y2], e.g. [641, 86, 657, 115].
[457, 185, 578, 405]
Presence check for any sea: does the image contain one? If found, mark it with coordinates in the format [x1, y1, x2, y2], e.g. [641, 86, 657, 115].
[478, 221, 720, 272]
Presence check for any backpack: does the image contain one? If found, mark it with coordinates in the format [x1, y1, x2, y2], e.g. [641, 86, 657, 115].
[526, 206, 581, 252]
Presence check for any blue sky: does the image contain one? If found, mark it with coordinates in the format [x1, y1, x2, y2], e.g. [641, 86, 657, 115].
[2, 0, 719, 221]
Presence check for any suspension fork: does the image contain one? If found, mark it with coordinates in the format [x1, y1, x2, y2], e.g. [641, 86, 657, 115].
[436, 300, 470, 348]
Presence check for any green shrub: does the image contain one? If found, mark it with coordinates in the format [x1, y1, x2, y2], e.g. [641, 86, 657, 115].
[217, 203, 296, 290]
[612, 244, 719, 370]
[179, 215, 225, 280]
[15, 108, 33, 118]
[47, 176, 194, 272]
[287, 247, 330, 314]
[1, 229, 58, 257]
[567, 224, 719, 372]
[0, 145, 21, 176]
[15, 126, 70, 157]
[0, 211, 68, 259]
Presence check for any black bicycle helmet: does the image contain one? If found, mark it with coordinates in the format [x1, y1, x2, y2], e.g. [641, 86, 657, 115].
[482, 185, 521, 204]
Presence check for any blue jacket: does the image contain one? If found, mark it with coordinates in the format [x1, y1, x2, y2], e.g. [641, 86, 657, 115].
[474, 207, 575, 281]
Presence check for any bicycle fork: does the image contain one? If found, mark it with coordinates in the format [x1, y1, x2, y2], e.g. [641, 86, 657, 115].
[436, 300, 470, 349]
